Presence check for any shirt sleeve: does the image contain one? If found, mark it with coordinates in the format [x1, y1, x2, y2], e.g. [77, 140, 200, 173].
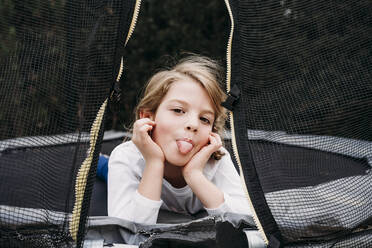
[203, 192, 231, 215]
[107, 142, 163, 225]
[206, 149, 253, 216]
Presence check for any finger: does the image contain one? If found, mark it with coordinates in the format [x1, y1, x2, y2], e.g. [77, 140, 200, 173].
[138, 124, 153, 138]
[214, 134, 222, 146]
[133, 119, 155, 136]
[210, 132, 220, 139]
[208, 134, 222, 151]
[209, 134, 217, 145]
[210, 132, 222, 146]
[133, 121, 153, 142]
[198, 136, 216, 155]
[134, 118, 155, 128]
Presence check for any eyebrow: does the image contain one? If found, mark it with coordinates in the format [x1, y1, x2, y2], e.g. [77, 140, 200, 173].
[167, 99, 215, 116]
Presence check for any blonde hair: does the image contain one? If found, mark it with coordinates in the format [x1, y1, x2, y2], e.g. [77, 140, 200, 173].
[135, 55, 227, 159]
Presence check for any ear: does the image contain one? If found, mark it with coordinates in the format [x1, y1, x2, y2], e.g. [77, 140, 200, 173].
[139, 109, 154, 120]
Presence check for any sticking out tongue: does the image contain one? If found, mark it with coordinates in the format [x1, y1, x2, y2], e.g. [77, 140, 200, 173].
[176, 140, 193, 154]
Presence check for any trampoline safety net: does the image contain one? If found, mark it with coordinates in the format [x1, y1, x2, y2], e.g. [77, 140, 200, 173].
[0, 0, 137, 247]
[0, 0, 371, 248]
[227, 0, 372, 247]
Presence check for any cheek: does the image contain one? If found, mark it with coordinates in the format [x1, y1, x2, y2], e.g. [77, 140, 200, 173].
[152, 120, 172, 143]
[198, 128, 212, 146]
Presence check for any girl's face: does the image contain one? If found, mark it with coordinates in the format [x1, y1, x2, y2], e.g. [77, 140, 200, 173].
[149, 79, 215, 166]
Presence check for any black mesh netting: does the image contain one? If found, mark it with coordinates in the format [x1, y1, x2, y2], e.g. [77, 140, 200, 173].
[228, 0, 371, 247]
[0, 0, 136, 247]
[1, 0, 372, 248]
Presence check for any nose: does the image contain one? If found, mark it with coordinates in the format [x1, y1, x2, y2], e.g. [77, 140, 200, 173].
[185, 115, 198, 132]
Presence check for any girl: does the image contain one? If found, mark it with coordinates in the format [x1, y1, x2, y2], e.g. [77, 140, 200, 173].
[108, 55, 251, 224]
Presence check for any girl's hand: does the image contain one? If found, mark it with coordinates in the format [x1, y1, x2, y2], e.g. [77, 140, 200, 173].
[182, 132, 222, 179]
[132, 118, 164, 163]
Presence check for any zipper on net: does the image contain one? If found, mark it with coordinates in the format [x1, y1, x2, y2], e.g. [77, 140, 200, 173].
[223, 0, 269, 245]
[116, 0, 142, 83]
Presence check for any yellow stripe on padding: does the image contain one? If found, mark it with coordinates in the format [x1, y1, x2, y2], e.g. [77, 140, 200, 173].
[69, 99, 107, 241]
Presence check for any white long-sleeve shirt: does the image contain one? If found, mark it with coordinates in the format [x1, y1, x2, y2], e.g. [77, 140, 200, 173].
[108, 141, 252, 224]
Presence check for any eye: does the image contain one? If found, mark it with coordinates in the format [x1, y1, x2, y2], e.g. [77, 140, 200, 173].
[172, 108, 184, 114]
[200, 117, 211, 124]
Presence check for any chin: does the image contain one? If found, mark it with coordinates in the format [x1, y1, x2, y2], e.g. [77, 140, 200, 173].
[165, 154, 192, 167]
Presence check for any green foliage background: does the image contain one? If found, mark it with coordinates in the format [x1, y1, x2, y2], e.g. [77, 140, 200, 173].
[0, 0, 68, 138]
[0, 0, 371, 140]
[108, 0, 229, 130]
